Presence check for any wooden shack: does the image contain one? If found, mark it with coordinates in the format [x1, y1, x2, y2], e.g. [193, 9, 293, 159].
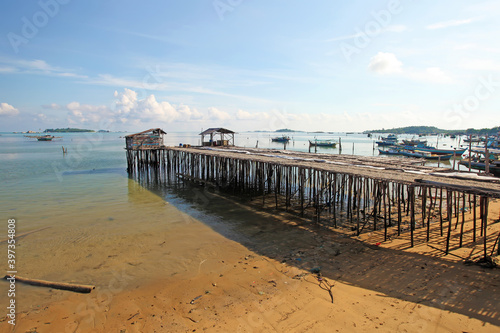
[125, 128, 166, 150]
[200, 128, 235, 147]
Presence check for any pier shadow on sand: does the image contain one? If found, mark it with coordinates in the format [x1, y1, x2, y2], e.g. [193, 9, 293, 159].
[134, 176, 500, 328]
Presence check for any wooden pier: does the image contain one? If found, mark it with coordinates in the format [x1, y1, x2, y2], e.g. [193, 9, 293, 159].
[126, 145, 500, 261]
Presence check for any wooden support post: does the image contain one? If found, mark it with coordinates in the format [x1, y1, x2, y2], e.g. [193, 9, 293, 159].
[356, 177, 361, 235]
[333, 173, 337, 228]
[446, 190, 453, 255]
[410, 186, 415, 247]
[397, 183, 402, 236]
[426, 187, 433, 242]
[422, 187, 427, 229]
[473, 194, 477, 242]
[482, 196, 489, 259]
[459, 193, 466, 247]
[373, 182, 378, 231]
[383, 182, 387, 242]
[439, 188, 444, 237]
[300, 168, 305, 217]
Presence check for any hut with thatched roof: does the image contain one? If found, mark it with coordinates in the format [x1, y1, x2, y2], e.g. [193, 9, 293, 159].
[199, 128, 235, 147]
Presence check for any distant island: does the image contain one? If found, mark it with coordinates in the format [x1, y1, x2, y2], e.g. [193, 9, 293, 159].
[364, 125, 500, 136]
[44, 128, 95, 133]
[275, 128, 304, 133]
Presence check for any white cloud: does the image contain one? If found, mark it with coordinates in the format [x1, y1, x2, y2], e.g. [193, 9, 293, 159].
[178, 104, 204, 120]
[0, 57, 87, 78]
[368, 52, 453, 84]
[208, 107, 231, 121]
[426, 18, 473, 30]
[0, 103, 19, 116]
[368, 52, 402, 74]
[46, 89, 238, 127]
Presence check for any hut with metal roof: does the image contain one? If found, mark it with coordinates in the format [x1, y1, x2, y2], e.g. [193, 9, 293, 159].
[199, 128, 235, 147]
[125, 128, 166, 150]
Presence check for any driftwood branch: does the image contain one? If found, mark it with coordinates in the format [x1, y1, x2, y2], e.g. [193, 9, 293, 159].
[3, 275, 95, 294]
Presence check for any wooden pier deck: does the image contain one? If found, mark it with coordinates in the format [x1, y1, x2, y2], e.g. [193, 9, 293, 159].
[126, 145, 500, 261]
[169, 146, 500, 194]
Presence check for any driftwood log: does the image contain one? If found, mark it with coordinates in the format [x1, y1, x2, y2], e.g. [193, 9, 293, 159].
[3, 275, 95, 294]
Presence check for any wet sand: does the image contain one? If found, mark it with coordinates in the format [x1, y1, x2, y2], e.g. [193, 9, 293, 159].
[1, 184, 499, 332]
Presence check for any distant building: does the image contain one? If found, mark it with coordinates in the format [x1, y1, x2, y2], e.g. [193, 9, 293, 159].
[199, 128, 235, 146]
[125, 128, 166, 150]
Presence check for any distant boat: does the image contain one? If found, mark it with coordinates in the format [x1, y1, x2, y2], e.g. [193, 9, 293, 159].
[271, 135, 290, 143]
[309, 139, 336, 148]
[25, 135, 62, 141]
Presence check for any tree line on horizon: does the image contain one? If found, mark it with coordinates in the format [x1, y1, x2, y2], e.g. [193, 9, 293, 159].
[364, 126, 500, 136]
[44, 128, 95, 133]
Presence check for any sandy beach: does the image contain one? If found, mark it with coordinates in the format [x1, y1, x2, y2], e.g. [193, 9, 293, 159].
[1, 185, 499, 333]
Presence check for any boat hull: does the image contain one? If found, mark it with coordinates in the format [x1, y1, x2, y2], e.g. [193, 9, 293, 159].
[406, 146, 467, 155]
[309, 140, 336, 148]
[459, 161, 500, 176]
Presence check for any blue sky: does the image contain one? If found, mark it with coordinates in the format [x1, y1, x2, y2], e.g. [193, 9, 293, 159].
[1, 0, 499, 132]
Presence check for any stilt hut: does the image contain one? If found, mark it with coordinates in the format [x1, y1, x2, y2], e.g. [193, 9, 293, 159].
[125, 128, 166, 150]
[200, 128, 235, 147]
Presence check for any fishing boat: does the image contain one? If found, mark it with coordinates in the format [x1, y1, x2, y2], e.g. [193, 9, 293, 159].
[402, 150, 453, 160]
[25, 135, 62, 141]
[402, 139, 427, 146]
[404, 144, 466, 156]
[271, 135, 291, 143]
[378, 148, 403, 156]
[309, 139, 336, 148]
[376, 134, 397, 146]
[379, 148, 453, 160]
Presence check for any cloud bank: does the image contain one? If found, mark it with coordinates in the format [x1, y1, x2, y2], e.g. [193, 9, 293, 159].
[0, 103, 19, 116]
